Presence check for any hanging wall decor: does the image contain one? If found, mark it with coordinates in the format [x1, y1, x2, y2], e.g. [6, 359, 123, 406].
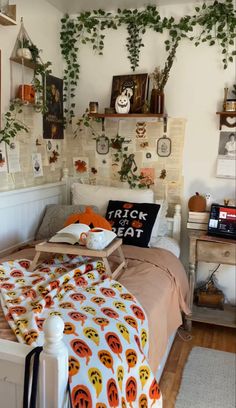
[96, 136, 109, 155]
[157, 135, 171, 157]
[110, 73, 148, 113]
[43, 75, 64, 139]
[60, 2, 236, 122]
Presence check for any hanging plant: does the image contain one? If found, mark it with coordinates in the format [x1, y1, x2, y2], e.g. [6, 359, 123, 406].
[74, 109, 102, 138]
[110, 134, 145, 189]
[60, 1, 236, 122]
[188, 0, 236, 70]
[0, 100, 29, 145]
[32, 61, 52, 113]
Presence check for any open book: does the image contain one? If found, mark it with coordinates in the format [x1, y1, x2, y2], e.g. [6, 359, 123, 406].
[49, 223, 116, 248]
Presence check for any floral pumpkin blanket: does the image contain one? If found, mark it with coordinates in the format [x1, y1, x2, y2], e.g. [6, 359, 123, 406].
[0, 254, 162, 408]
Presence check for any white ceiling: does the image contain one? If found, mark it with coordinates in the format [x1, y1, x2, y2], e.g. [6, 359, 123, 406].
[46, 0, 198, 14]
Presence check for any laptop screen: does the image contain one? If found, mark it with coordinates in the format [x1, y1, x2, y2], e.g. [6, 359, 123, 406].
[208, 204, 236, 240]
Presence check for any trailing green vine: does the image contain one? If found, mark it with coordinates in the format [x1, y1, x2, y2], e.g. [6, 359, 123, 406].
[0, 100, 29, 145]
[60, 1, 236, 122]
[32, 61, 52, 114]
[111, 134, 146, 189]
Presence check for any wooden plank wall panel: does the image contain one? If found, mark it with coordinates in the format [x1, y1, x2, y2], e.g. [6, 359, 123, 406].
[0, 182, 66, 255]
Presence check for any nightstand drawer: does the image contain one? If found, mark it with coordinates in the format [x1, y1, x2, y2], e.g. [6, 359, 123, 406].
[197, 240, 236, 264]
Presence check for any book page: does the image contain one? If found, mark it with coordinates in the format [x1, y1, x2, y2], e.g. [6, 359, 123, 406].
[57, 223, 90, 238]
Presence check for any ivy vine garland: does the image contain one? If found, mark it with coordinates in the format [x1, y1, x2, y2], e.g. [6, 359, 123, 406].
[60, 1, 236, 122]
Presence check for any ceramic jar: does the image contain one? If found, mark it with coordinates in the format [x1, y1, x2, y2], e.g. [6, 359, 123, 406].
[16, 48, 32, 60]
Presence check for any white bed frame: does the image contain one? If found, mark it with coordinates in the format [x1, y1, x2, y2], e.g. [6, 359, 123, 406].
[0, 181, 181, 407]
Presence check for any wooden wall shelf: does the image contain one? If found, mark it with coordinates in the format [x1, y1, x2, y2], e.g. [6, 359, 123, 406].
[89, 112, 168, 132]
[216, 111, 236, 130]
[0, 6, 16, 25]
[89, 113, 167, 119]
[10, 57, 38, 70]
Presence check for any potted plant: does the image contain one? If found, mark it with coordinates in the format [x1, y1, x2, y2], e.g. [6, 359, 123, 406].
[16, 38, 32, 60]
[149, 40, 179, 114]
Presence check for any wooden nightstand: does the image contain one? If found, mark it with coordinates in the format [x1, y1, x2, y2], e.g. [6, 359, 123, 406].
[186, 231, 236, 330]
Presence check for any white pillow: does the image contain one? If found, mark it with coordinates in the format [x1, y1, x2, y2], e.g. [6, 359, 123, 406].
[72, 183, 154, 216]
[150, 199, 169, 238]
[149, 236, 180, 257]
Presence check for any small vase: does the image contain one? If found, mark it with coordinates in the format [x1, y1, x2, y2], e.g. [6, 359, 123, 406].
[150, 89, 165, 114]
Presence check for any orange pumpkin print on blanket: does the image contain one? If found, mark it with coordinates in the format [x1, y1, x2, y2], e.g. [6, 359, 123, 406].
[0, 254, 162, 407]
[72, 384, 92, 408]
[70, 338, 92, 365]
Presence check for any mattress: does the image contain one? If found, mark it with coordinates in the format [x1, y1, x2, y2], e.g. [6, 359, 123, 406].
[0, 244, 189, 373]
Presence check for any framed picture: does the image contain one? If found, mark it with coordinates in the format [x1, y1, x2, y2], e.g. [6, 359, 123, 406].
[43, 75, 64, 139]
[110, 73, 148, 113]
[218, 131, 236, 157]
[157, 136, 171, 157]
[96, 136, 109, 155]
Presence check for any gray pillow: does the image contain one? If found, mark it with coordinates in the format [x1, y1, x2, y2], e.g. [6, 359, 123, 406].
[35, 204, 98, 240]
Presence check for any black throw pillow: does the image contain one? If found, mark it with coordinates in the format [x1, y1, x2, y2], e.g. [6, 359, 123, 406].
[105, 200, 161, 247]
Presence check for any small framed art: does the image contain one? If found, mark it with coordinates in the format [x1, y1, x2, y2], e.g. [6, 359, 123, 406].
[157, 136, 171, 157]
[96, 136, 109, 155]
[110, 73, 148, 113]
[43, 74, 64, 139]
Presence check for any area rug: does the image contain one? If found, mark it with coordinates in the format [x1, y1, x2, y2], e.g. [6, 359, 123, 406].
[175, 346, 236, 408]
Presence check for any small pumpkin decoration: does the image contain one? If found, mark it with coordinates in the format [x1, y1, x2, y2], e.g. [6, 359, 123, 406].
[65, 207, 112, 230]
[188, 192, 206, 212]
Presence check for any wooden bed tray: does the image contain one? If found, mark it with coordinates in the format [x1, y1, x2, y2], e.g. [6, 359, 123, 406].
[30, 238, 126, 278]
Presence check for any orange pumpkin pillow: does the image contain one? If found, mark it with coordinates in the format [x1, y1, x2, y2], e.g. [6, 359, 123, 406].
[64, 207, 112, 230]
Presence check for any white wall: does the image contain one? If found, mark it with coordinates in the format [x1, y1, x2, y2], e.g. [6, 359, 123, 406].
[0, 0, 65, 190]
[72, 3, 235, 301]
[0, 0, 63, 113]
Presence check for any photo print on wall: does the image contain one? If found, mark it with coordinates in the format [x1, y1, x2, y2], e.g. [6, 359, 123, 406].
[43, 75, 64, 139]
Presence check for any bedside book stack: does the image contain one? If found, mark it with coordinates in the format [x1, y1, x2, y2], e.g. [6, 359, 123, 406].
[187, 211, 210, 230]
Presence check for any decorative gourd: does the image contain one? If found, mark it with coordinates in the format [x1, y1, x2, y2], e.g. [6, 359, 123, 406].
[188, 192, 206, 212]
[115, 92, 130, 114]
[64, 207, 112, 230]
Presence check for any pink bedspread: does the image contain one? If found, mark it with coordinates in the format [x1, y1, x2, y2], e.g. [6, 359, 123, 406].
[0, 244, 190, 374]
[113, 246, 190, 373]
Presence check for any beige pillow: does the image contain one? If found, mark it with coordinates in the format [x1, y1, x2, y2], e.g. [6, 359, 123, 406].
[35, 204, 98, 240]
[72, 183, 154, 216]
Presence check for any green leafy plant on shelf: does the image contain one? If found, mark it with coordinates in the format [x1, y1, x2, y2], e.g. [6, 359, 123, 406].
[0, 101, 29, 145]
[60, 1, 236, 122]
[1, 52, 52, 145]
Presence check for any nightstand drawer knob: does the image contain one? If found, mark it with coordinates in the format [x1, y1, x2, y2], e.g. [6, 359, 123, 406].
[224, 251, 230, 257]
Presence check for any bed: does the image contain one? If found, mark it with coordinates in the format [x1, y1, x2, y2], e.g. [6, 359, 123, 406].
[0, 181, 190, 407]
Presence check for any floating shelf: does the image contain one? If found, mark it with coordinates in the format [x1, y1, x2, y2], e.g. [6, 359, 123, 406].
[89, 112, 168, 132]
[0, 6, 16, 25]
[10, 56, 38, 70]
[89, 113, 167, 119]
[216, 111, 236, 130]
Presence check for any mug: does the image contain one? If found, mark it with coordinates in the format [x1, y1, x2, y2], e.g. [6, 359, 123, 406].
[80, 228, 106, 250]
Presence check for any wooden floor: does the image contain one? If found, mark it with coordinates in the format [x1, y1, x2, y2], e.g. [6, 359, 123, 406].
[159, 322, 236, 408]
